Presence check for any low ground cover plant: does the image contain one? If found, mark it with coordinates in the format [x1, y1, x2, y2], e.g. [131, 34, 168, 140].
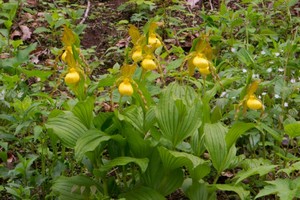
[0, 0, 299, 199]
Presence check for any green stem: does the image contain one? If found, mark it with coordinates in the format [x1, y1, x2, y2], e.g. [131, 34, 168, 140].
[261, 131, 266, 159]
[103, 178, 108, 196]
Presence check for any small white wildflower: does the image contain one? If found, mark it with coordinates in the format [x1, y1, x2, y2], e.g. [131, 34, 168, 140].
[278, 68, 284, 72]
[284, 102, 288, 107]
[275, 52, 280, 57]
[252, 74, 259, 79]
[291, 79, 296, 83]
[262, 92, 267, 96]
[231, 47, 236, 53]
[36, 77, 41, 82]
[274, 94, 280, 99]
[220, 92, 227, 97]
[266, 68, 272, 73]
[258, 95, 262, 99]
[242, 69, 247, 73]
[269, 61, 274, 64]
[261, 50, 266, 55]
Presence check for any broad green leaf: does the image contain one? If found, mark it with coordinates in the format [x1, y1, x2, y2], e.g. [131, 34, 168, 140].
[277, 161, 300, 176]
[51, 176, 101, 200]
[120, 105, 144, 134]
[190, 129, 206, 156]
[166, 57, 184, 70]
[123, 126, 153, 158]
[93, 112, 114, 130]
[183, 179, 208, 200]
[204, 122, 227, 173]
[158, 146, 210, 181]
[72, 97, 95, 129]
[236, 48, 254, 66]
[256, 122, 282, 142]
[255, 177, 300, 200]
[284, 123, 300, 138]
[156, 83, 201, 147]
[225, 122, 255, 150]
[21, 69, 52, 82]
[99, 157, 149, 175]
[75, 129, 125, 161]
[45, 112, 88, 148]
[141, 150, 184, 196]
[235, 165, 277, 184]
[216, 184, 250, 200]
[121, 186, 165, 200]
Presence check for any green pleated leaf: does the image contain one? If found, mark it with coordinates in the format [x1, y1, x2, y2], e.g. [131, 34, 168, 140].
[156, 83, 201, 147]
[183, 179, 208, 200]
[93, 112, 114, 130]
[141, 149, 184, 196]
[75, 129, 125, 161]
[255, 177, 300, 200]
[120, 105, 144, 134]
[216, 184, 250, 200]
[45, 112, 88, 148]
[235, 165, 277, 185]
[256, 122, 282, 142]
[204, 122, 228, 173]
[236, 48, 254, 66]
[72, 97, 95, 129]
[99, 157, 149, 175]
[124, 126, 153, 158]
[51, 176, 101, 200]
[284, 123, 300, 138]
[121, 186, 165, 200]
[158, 146, 210, 180]
[225, 122, 255, 150]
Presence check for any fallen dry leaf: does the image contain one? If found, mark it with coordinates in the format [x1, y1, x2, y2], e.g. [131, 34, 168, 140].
[11, 30, 22, 39]
[187, 0, 200, 8]
[20, 25, 32, 40]
[27, 0, 38, 6]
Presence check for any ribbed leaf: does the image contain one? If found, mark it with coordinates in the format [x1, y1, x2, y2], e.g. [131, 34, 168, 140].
[183, 179, 208, 200]
[158, 146, 210, 180]
[121, 186, 165, 200]
[255, 177, 300, 200]
[225, 122, 255, 150]
[46, 112, 88, 148]
[216, 184, 250, 200]
[51, 176, 101, 200]
[235, 165, 277, 184]
[75, 129, 125, 161]
[284, 123, 300, 138]
[256, 122, 282, 142]
[204, 122, 228, 173]
[99, 157, 149, 175]
[121, 105, 144, 134]
[156, 83, 201, 147]
[124, 126, 152, 158]
[141, 149, 184, 196]
[72, 97, 95, 129]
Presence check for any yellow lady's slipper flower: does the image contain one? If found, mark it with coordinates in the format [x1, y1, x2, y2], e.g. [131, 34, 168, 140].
[141, 55, 157, 70]
[65, 68, 80, 84]
[118, 78, 133, 96]
[247, 95, 263, 110]
[132, 49, 143, 62]
[193, 55, 209, 69]
[199, 67, 211, 75]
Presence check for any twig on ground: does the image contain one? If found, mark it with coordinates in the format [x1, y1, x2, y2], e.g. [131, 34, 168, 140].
[79, 0, 91, 24]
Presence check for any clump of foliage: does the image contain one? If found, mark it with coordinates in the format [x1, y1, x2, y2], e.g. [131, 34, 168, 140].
[0, 0, 299, 199]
